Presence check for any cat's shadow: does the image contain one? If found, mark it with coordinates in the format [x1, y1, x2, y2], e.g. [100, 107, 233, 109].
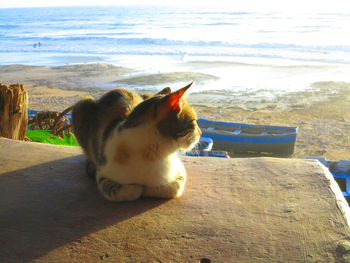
[0, 155, 167, 262]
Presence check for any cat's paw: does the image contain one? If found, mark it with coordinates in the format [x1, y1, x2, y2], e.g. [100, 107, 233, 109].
[98, 178, 143, 202]
[143, 176, 186, 198]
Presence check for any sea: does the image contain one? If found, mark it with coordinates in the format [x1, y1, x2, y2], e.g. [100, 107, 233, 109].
[1, 5, 350, 97]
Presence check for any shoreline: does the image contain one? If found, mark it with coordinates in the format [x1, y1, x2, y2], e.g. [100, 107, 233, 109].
[2, 63, 350, 111]
[1, 63, 350, 160]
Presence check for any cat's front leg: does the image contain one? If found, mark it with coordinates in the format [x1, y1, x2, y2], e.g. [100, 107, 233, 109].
[142, 175, 186, 199]
[97, 177, 144, 202]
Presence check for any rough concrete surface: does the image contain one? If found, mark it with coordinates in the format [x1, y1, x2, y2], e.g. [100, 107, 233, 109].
[1, 137, 350, 263]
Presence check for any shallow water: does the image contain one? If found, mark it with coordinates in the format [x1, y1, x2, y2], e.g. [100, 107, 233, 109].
[1, 6, 350, 97]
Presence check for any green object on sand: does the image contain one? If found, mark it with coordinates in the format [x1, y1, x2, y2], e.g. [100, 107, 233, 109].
[26, 130, 79, 147]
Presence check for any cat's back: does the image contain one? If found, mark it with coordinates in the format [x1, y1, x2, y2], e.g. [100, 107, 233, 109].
[72, 88, 143, 163]
[98, 88, 143, 119]
[95, 88, 144, 154]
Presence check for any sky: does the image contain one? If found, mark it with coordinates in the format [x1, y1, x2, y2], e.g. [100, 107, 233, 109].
[0, 0, 349, 12]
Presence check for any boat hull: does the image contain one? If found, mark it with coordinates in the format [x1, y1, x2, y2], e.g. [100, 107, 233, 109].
[197, 119, 298, 156]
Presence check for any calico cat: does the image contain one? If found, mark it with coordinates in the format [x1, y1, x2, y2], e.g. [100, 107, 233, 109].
[72, 83, 201, 202]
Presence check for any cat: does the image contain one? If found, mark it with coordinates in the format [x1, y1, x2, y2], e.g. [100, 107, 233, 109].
[72, 83, 201, 202]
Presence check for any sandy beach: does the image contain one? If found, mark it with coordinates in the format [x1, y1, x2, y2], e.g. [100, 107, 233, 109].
[1, 63, 350, 160]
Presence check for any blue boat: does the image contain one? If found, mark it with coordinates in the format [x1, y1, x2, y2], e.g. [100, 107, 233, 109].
[186, 149, 230, 158]
[185, 137, 230, 158]
[307, 157, 350, 198]
[197, 119, 298, 156]
[27, 110, 297, 156]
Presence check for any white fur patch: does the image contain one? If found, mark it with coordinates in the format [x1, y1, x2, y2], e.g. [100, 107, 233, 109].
[100, 124, 190, 187]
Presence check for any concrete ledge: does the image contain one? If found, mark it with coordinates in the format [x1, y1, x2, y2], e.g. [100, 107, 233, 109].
[1, 137, 350, 262]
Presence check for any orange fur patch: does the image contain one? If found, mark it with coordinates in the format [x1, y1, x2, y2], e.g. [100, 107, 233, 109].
[167, 82, 192, 112]
[114, 142, 129, 164]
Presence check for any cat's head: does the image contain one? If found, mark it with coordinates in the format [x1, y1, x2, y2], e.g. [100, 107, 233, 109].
[123, 83, 201, 151]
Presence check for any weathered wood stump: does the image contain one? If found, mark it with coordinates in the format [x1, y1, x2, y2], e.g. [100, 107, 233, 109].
[0, 83, 28, 140]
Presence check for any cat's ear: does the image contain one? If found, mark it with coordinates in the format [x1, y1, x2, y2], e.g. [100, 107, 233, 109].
[157, 87, 171, 95]
[166, 82, 193, 113]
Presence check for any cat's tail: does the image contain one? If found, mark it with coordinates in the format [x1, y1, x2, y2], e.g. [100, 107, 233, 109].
[72, 97, 99, 162]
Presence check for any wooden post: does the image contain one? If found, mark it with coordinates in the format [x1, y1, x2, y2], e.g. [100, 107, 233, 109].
[0, 83, 28, 140]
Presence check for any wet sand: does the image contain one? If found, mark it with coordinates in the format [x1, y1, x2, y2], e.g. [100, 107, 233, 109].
[1, 63, 349, 160]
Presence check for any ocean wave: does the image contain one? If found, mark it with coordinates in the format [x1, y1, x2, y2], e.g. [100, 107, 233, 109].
[0, 48, 349, 65]
[196, 11, 250, 15]
[204, 22, 240, 26]
[1, 6, 350, 70]
[2, 35, 350, 53]
[0, 24, 18, 29]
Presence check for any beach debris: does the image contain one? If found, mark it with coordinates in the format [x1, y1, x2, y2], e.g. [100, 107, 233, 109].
[28, 106, 72, 138]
